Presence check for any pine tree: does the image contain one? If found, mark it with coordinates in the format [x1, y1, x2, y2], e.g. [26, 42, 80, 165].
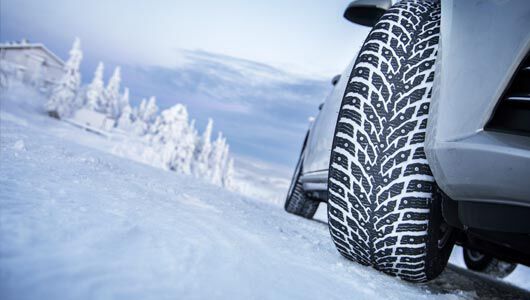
[219, 142, 231, 185]
[85, 61, 104, 111]
[179, 119, 198, 174]
[193, 118, 213, 176]
[150, 104, 187, 145]
[221, 143, 229, 171]
[150, 104, 196, 174]
[117, 103, 134, 130]
[133, 96, 158, 135]
[46, 37, 83, 118]
[222, 158, 235, 189]
[119, 87, 130, 115]
[104, 66, 121, 118]
[143, 96, 158, 124]
[209, 132, 227, 185]
[132, 98, 148, 135]
[137, 98, 147, 119]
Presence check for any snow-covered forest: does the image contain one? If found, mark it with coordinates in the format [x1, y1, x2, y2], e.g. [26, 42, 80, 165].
[2, 38, 235, 188]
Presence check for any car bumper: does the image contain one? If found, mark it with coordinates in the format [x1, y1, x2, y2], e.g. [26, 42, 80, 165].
[426, 0, 530, 208]
[429, 131, 530, 207]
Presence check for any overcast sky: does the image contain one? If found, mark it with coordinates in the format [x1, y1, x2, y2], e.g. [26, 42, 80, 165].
[1, 0, 369, 78]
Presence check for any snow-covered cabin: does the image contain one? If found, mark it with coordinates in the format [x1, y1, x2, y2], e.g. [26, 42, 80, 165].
[67, 108, 116, 133]
[0, 40, 64, 88]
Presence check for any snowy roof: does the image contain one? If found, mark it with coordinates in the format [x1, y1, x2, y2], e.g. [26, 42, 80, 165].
[0, 42, 65, 65]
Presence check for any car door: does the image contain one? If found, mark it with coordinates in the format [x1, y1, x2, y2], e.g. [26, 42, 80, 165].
[302, 58, 357, 175]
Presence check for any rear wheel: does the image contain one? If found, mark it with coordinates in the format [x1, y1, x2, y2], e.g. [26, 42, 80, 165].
[285, 131, 319, 219]
[327, 0, 452, 282]
[284, 156, 319, 219]
[463, 248, 517, 278]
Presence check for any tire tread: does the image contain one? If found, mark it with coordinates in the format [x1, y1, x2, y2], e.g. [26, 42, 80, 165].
[327, 0, 442, 282]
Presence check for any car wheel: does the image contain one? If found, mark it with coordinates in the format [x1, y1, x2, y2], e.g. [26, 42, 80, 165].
[285, 154, 319, 219]
[463, 248, 517, 278]
[327, 0, 452, 282]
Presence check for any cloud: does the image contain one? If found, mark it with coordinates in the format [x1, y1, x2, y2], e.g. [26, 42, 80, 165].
[111, 49, 329, 167]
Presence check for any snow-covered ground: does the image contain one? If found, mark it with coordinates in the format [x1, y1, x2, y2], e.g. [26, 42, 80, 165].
[1, 85, 530, 300]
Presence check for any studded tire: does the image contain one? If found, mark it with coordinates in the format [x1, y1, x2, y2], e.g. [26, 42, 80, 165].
[284, 135, 319, 219]
[327, 0, 453, 282]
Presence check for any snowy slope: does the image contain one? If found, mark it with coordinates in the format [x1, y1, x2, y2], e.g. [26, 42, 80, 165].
[1, 86, 530, 300]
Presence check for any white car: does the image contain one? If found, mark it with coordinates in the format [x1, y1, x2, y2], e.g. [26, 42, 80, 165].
[285, 0, 530, 282]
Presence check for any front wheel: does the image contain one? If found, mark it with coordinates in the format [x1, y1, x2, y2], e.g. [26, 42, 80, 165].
[327, 0, 453, 282]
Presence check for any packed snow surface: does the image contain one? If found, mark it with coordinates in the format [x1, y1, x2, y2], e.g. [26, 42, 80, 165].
[1, 86, 530, 300]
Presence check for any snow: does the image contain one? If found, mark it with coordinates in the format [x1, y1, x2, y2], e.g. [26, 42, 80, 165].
[448, 246, 530, 292]
[230, 156, 292, 206]
[12, 139, 26, 151]
[2, 80, 530, 300]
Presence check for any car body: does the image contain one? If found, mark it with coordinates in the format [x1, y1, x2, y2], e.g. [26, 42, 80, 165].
[299, 59, 351, 199]
[291, 0, 530, 270]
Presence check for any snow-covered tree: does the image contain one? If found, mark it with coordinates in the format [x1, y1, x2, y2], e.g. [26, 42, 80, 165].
[150, 104, 197, 174]
[117, 103, 134, 131]
[119, 87, 130, 115]
[222, 158, 235, 189]
[207, 131, 235, 187]
[103, 66, 121, 118]
[85, 61, 104, 111]
[131, 98, 148, 135]
[219, 142, 231, 186]
[192, 118, 213, 177]
[143, 96, 158, 124]
[184, 120, 199, 173]
[138, 98, 147, 117]
[150, 104, 188, 145]
[209, 132, 227, 185]
[46, 37, 83, 118]
[132, 96, 158, 135]
[221, 143, 229, 168]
